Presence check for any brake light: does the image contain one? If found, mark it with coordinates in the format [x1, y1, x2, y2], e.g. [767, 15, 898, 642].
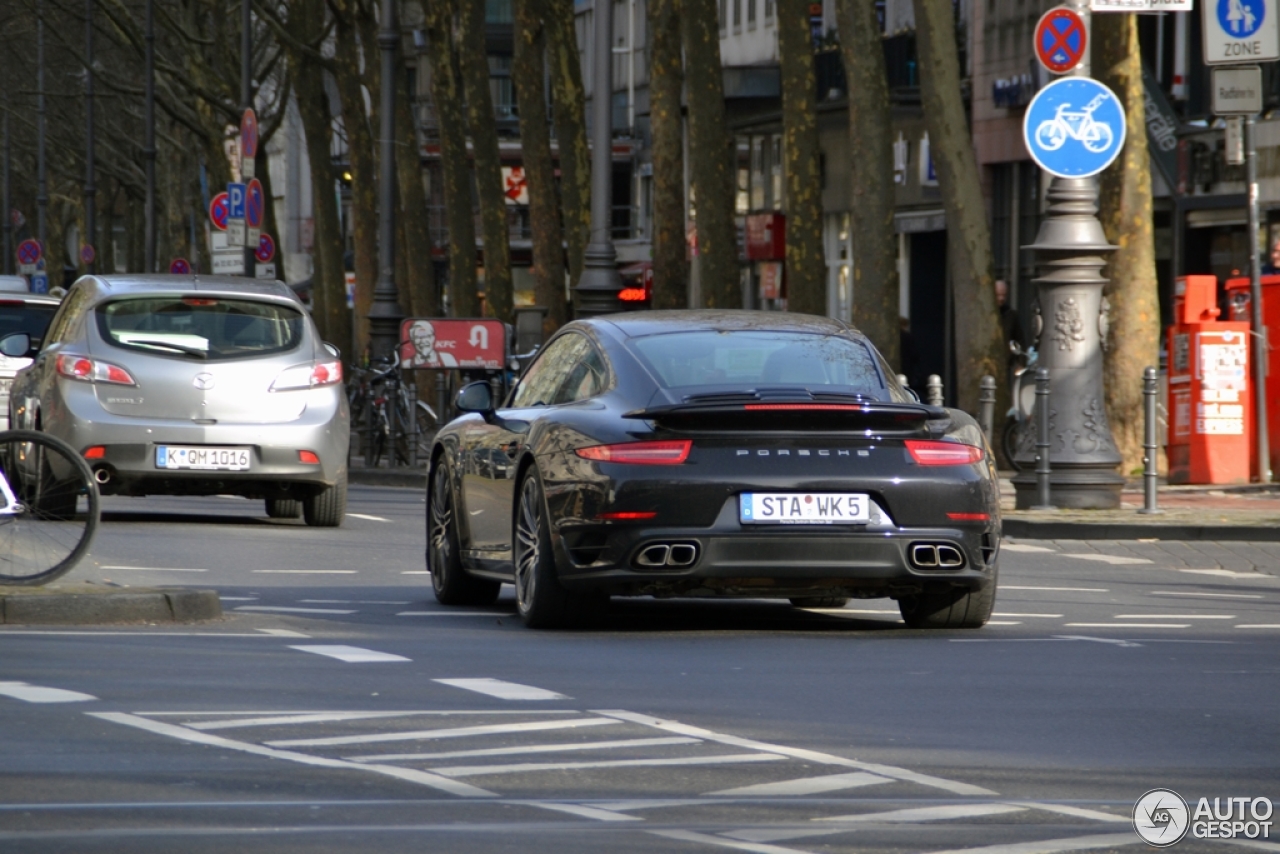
[271, 360, 343, 391]
[947, 512, 990, 521]
[83, 446, 106, 459]
[596, 511, 658, 520]
[744, 403, 866, 411]
[298, 450, 320, 464]
[56, 354, 137, 385]
[576, 439, 692, 465]
[905, 440, 984, 465]
[618, 287, 648, 302]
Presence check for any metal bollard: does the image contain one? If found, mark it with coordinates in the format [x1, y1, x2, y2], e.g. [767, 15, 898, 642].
[1139, 366, 1161, 515]
[1032, 367, 1053, 510]
[977, 375, 996, 442]
[925, 374, 944, 407]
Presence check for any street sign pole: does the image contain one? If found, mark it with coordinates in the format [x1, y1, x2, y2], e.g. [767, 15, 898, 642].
[241, 0, 254, 279]
[1246, 116, 1272, 480]
[1012, 0, 1125, 509]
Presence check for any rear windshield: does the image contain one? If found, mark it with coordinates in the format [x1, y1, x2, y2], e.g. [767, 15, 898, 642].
[96, 297, 305, 361]
[0, 302, 57, 357]
[628, 331, 890, 396]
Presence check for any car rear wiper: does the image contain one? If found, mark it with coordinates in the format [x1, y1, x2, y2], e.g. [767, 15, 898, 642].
[125, 339, 209, 358]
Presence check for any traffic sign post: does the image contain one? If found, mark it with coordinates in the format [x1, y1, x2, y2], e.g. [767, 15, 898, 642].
[80, 244, 95, 266]
[1212, 65, 1265, 114]
[245, 178, 264, 248]
[169, 258, 191, 275]
[1035, 7, 1088, 74]
[209, 192, 230, 232]
[255, 233, 276, 264]
[1202, 0, 1278, 64]
[1023, 77, 1126, 178]
[16, 238, 41, 274]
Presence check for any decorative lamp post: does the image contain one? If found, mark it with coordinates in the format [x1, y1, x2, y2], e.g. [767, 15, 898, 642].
[367, 0, 404, 361]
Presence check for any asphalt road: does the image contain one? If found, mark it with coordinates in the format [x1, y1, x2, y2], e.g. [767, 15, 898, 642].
[1, 485, 1278, 853]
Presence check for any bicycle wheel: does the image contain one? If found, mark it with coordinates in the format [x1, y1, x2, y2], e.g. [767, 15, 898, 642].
[0, 430, 100, 586]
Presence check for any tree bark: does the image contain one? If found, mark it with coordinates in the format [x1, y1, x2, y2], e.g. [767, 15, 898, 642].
[682, 0, 739, 308]
[425, 0, 480, 317]
[777, 0, 824, 316]
[395, 55, 438, 319]
[1096, 14, 1159, 475]
[458, 0, 514, 323]
[647, 0, 687, 309]
[331, 1, 379, 355]
[911, 0, 1001, 411]
[514, 0, 568, 337]
[836, 0, 898, 367]
[546, 0, 590, 289]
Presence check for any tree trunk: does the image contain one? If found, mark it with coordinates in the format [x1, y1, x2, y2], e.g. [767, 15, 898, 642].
[546, 0, 590, 289]
[332, 3, 379, 356]
[682, 0, 739, 308]
[1096, 14, 1159, 475]
[425, 0, 480, 318]
[911, 0, 1001, 411]
[647, 0, 687, 309]
[777, 0, 824, 316]
[514, 0, 568, 337]
[458, 0, 514, 323]
[836, 0, 898, 367]
[395, 56, 438, 319]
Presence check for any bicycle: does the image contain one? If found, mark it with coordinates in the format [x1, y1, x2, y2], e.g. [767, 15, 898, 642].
[0, 430, 101, 586]
[349, 355, 438, 468]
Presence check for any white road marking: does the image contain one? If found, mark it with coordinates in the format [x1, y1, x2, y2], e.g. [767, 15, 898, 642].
[1001, 543, 1055, 552]
[100, 565, 207, 572]
[188, 711, 435, 731]
[236, 606, 357, 615]
[299, 599, 351, 603]
[1113, 614, 1235, 619]
[1151, 591, 1262, 599]
[357, 601, 411, 605]
[434, 752, 787, 778]
[804, 608, 898, 615]
[1005, 802, 1127, 822]
[922, 832, 1140, 854]
[1065, 623, 1191, 628]
[1236, 624, 1280, 629]
[987, 621, 1023, 625]
[348, 736, 701, 763]
[992, 613, 1063, 618]
[141, 710, 572, 717]
[0, 682, 97, 703]
[398, 611, 511, 617]
[1061, 554, 1152, 565]
[288, 645, 410, 663]
[1002, 586, 1109, 592]
[91, 712, 496, 798]
[434, 678, 567, 700]
[722, 827, 848, 844]
[524, 802, 642, 822]
[705, 771, 891, 797]
[1180, 568, 1275, 579]
[1053, 636, 1143, 647]
[267, 717, 619, 748]
[817, 803, 1026, 823]
[252, 570, 358, 575]
[0, 631, 301, 638]
[255, 629, 310, 637]
[594, 799, 714, 812]
[219, 597, 259, 602]
[593, 710, 996, 796]
[346, 513, 391, 522]
[651, 829, 820, 854]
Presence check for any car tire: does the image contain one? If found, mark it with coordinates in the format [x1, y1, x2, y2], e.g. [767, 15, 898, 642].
[266, 498, 303, 519]
[513, 466, 587, 629]
[428, 462, 500, 606]
[898, 565, 998, 629]
[302, 470, 347, 527]
[789, 596, 850, 609]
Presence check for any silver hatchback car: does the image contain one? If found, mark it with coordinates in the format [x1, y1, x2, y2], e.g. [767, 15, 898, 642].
[6, 275, 350, 526]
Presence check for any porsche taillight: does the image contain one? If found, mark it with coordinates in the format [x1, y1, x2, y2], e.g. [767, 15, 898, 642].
[904, 439, 984, 465]
[575, 439, 692, 465]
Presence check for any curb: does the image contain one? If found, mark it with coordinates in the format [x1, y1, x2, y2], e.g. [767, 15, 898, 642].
[1004, 518, 1280, 542]
[0, 588, 223, 625]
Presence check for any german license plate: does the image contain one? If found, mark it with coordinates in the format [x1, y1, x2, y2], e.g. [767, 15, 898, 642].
[740, 493, 870, 525]
[155, 446, 251, 471]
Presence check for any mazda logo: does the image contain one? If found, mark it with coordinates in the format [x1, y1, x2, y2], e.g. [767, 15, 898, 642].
[193, 373, 215, 390]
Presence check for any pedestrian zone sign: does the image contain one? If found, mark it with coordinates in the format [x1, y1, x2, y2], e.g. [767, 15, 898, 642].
[1203, 0, 1279, 64]
[1023, 77, 1127, 179]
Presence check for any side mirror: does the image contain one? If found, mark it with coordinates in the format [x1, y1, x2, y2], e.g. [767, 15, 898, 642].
[0, 332, 31, 358]
[456, 381, 494, 414]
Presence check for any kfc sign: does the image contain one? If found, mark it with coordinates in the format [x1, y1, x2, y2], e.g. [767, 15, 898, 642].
[400, 318, 507, 370]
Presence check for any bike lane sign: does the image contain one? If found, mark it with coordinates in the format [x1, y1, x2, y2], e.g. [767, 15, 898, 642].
[1022, 77, 1126, 179]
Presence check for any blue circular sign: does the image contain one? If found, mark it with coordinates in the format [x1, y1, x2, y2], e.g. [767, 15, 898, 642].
[1023, 77, 1126, 179]
[1218, 0, 1265, 38]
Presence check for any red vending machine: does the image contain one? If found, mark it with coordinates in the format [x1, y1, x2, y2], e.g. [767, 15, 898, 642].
[1224, 273, 1280, 477]
[1166, 275, 1252, 484]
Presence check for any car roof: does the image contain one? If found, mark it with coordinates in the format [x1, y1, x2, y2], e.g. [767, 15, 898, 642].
[0, 276, 31, 293]
[0, 294, 61, 306]
[591, 309, 857, 339]
[71, 274, 301, 305]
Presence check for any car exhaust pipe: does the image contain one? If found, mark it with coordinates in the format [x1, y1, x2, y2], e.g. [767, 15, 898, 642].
[666, 543, 699, 567]
[909, 542, 966, 569]
[633, 541, 701, 569]
[936, 545, 965, 567]
[93, 467, 111, 485]
[910, 544, 939, 568]
[636, 544, 671, 567]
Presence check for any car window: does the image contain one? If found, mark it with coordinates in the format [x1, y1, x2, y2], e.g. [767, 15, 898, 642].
[0, 302, 58, 358]
[95, 297, 305, 361]
[628, 331, 887, 396]
[510, 332, 591, 408]
[43, 284, 92, 347]
[550, 342, 609, 404]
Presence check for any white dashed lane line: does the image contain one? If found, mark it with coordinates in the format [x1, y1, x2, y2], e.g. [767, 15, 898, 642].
[346, 513, 391, 522]
[252, 570, 358, 575]
[100, 565, 208, 573]
[235, 606, 357, 615]
[1001, 586, 1109, 593]
[1150, 591, 1263, 599]
[434, 678, 568, 701]
[0, 682, 98, 703]
[265, 717, 620, 748]
[398, 611, 511, 617]
[288, 645, 410, 663]
[1113, 614, 1235, 620]
[1001, 544, 1055, 553]
[1065, 623, 1191, 628]
[1060, 554, 1152, 565]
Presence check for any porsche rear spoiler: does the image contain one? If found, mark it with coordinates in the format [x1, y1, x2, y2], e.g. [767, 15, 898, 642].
[622, 400, 950, 434]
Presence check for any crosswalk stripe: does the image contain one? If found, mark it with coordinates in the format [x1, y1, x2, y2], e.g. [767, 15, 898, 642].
[0, 682, 97, 703]
[922, 832, 1141, 854]
[266, 716, 617, 748]
[346, 736, 700, 763]
[288, 645, 409, 662]
[816, 803, 1026, 823]
[651, 829, 818, 854]
[1005, 802, 1127, 822]
[432, 752, 787, 778]
[706, 771, 892, 797]
[433, 678, 568, 700]
[522, 802, 643, 822]
[189, 712, 431, 731]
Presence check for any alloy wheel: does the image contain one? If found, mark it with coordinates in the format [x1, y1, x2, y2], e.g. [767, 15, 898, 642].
[514, 477, 541, 611]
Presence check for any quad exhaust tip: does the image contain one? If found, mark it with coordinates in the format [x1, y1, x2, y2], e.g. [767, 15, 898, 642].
[635, 541, 700, 568]
[909, 543, 965, 569]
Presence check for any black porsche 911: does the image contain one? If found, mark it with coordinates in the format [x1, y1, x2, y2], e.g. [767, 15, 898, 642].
[425, 310, 1000, 629]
